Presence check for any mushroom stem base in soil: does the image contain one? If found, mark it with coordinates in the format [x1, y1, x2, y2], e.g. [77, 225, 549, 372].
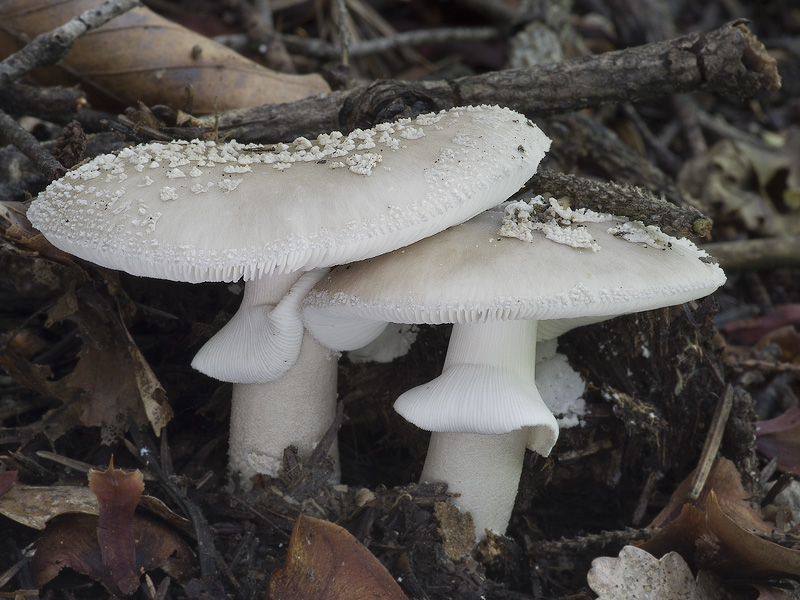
[228, 330, 339, 486]
[395, 319, 559, 540]
[422, 430, 528, 538]
[191, 269, 340, 487]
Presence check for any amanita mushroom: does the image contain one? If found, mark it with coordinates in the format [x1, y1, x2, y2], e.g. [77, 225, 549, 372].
[27, 105, 551, 486]
[302, 199, 726, 539]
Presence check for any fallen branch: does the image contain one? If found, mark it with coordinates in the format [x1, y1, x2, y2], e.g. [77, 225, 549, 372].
[183, 20, 779, 143]
[529, 171, 712, 239]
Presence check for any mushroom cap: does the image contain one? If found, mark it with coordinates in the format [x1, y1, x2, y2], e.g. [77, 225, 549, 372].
[302, 209, 726, 346]
[27, 106, 550, 283]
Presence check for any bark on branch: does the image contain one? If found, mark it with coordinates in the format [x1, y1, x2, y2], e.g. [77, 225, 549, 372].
[185, 19, 780, 144]
[528, 171, 712, 239]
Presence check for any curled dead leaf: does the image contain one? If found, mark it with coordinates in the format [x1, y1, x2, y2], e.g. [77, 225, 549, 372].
[270, 514, 407, 600]
[30, 462, 195, 595]
[0, 484, 98, 529]
[0, 0, 330, 114]
[31, 512, 195, 594]
[0, 482, 192, 533]
[49, 284, 172, 439]
[642, 458, 800, 579]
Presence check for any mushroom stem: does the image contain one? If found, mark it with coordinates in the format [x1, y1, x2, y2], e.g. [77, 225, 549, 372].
[228, 329, 339, 485]
[421, 430, 528, 538]
[190, 269, 340, 487]
[396, 319, 559, 540]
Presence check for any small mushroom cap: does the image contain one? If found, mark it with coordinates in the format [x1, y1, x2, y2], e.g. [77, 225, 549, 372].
[28, 106, 550, 283]
[302, 209, 727, 345]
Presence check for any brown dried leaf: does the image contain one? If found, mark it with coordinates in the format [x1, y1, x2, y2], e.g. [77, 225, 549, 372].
[31, 462, 195, 595]
[0, 484, 98, 529]
[588, 546, 730, 600]
[737, 131, 800, 213]
[0, 0, 330, 114]
[0, 346, 55, 400]
[757, 324, 800, 363]
[648, 457, 771, 534]
[31, 513, 195, 594]
[49, 285, 173, 438]
[643, 491, 800, 578]
[5, 328, 49, 360]
[88, 461, 145, 596]
[270, 514, 408, 600]
[2, 277, 171, 440]
[0, 482, 192, 533]
[641, 459, 800, 579]
[756, 408, 800, 476]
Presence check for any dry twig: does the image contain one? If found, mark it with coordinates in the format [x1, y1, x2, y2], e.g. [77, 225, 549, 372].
[282, 26, 502, 59]
[228, 0, 297, 74]
[186, 20, 779, 144]
[529, 171, 712, 238]
[0, 0, 141, 178]
[0, 0, 142, 87]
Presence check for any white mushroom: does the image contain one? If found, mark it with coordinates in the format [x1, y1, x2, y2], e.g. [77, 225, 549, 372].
[302, 204, 726, 540]
[27, 106, 552, 486]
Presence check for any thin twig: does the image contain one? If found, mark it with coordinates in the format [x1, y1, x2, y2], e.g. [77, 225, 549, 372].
[0, 0, 141, 180]
[0, 0, 142, 88]
[333, 0, 351, 66]
[726, 357, 800, 374]
[282, 26, 501, 59]
[530, 169, 712, 238]
[35, 450, 156, 481]
[689, 384, 734, 500]
[0, 82, 86, 122]
[0, 548, 33, 589]
[530, 528, 658, 554]
[0, 109, 65, 180]
[124, 430, 217, 578]
[620, 103, 682, 176]
[229, 0, 297, 74]
[673, 94, 708, 156]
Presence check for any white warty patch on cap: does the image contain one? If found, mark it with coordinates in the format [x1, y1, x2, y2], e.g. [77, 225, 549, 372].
[29, 105, 551, 283]
[302, 210, 726, 334]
